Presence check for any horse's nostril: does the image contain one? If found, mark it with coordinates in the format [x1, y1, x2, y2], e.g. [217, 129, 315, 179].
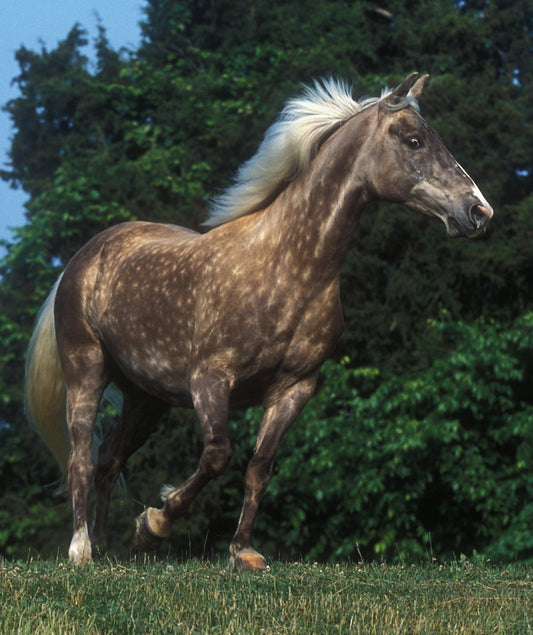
[469, 204, 492, 230]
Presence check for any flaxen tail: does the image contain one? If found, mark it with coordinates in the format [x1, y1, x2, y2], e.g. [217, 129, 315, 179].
[24, 275, 70, 474]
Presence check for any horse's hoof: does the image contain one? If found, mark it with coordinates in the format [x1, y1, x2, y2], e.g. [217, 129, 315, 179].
[134, 508, 170, 551]
[68, 551, 93, 567]
[231, 548, 266, 572]
[68, 528, 93, 565]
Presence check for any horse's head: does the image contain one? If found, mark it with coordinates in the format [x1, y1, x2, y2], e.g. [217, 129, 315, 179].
[363, 74, 493, 237]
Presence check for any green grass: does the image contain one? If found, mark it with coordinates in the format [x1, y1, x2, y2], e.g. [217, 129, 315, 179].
[0, 556, 531, 633]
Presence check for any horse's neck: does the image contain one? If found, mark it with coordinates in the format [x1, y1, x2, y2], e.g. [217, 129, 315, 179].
[259, 119, 370, 281]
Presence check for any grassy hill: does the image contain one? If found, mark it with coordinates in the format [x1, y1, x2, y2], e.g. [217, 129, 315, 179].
[0, 557, 531, 633]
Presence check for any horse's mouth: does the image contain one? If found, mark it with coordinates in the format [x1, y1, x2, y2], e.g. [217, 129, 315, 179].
[445, 203, 492, 238]
[468, 225, 488, 239]
[446, 216, 487, 239]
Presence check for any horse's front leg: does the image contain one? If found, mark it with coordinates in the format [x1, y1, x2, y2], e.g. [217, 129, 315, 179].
[134, 374, 232, 550]
[230, 375, 318, 571]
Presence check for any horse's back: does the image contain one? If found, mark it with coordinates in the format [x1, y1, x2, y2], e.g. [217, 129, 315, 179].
[59, 221, 199, 284]
[72, 221, 199, 260]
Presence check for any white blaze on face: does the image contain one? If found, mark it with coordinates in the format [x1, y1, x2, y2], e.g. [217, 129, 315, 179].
[454, 160, 493, 217]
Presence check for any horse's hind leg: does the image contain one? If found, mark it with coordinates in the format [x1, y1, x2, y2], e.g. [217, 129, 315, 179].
[62, 354, 108, 565]
[134, 374, 232, 551]
[91, 390, 167, 555]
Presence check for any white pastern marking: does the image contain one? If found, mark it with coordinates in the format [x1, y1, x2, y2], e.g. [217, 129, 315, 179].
[68, 525, 92, 564]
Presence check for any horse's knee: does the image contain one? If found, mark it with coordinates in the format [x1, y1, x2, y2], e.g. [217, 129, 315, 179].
[202, 438, 232, 477]
[245, 452, 275, 491]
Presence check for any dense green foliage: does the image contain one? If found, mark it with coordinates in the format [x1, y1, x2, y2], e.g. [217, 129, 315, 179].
[241, 314, 533, 562]
[0, 0, 532, 562]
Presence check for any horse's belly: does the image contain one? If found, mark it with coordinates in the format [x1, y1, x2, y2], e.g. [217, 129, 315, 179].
[100, 315, 193, 405]
[115, 349, 192, 406]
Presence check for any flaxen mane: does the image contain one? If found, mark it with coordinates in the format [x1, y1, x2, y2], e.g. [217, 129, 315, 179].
[205, 78, 419, 227]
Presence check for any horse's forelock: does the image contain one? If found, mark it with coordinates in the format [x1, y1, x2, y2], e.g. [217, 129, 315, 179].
[379, 87, 421, 113]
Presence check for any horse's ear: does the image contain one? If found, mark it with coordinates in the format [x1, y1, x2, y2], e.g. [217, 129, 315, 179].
[382, 73, 429, 109]
[389, 73, 419, 99]
[409, 74, 430, 100]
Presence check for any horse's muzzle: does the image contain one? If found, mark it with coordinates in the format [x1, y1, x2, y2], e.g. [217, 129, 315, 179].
[468, 203, 493, 231]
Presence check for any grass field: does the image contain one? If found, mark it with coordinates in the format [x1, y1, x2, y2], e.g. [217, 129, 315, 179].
[0, 556, 531, 633]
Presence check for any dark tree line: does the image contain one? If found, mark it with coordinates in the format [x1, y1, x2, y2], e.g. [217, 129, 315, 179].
[0, 0, 531, 561]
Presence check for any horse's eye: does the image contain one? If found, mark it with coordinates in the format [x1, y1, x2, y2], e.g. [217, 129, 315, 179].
[406, 137, 422, 149]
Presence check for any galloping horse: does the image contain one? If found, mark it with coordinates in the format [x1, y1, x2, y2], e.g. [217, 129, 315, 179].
[25, 74, 493, 570]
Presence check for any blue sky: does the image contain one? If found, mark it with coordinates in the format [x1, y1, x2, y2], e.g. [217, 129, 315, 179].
[0, 1, 143, 251]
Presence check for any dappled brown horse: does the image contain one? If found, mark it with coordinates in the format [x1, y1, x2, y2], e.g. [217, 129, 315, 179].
[25, 74, 492, 569]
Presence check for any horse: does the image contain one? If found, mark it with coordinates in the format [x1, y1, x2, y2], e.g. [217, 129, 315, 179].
[24, 74, 493, 570]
